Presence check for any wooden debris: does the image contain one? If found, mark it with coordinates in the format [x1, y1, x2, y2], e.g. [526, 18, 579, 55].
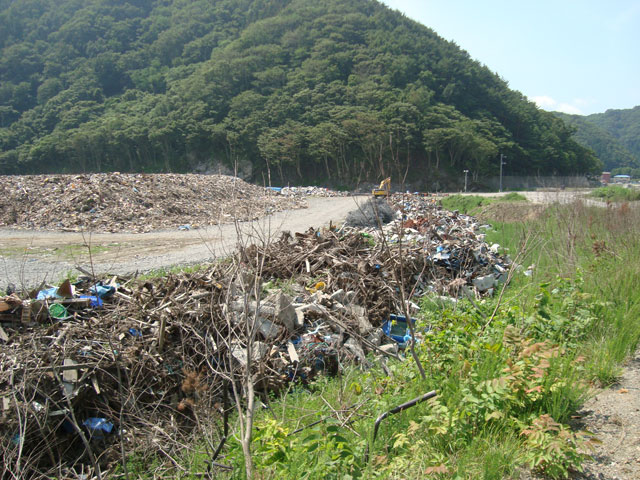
[0, 193, 511, 478]
[62, 358, 78, 383]
[0, 173, 308, 233]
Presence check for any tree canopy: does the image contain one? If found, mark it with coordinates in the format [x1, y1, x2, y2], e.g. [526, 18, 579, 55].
[0, 0, 601, 185]
[556, 108, 640, 176]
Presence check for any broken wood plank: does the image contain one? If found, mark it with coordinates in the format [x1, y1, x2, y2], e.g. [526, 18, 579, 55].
[287, 341, 299, 363]
[21, 301, 31, 323]
[62, 359, 78, 383]
[75, 265, 96, 279]
[158, 313, 167, 352]
[115, 291, 133, 302]
[90, 374, 101, 395]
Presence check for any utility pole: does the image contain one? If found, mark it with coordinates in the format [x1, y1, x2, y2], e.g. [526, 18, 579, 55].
[463, 169, 469, 193]
[499, 154, 507, 192]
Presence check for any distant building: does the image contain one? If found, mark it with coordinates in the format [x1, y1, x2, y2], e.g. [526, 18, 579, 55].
[612, 174, 631, 184]
[601, 172, 611, 184]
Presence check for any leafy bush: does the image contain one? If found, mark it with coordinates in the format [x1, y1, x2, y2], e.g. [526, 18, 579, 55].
[440, 194, 487, 213]
[520, 414, 596, 479]
[501, 192, 527, 201]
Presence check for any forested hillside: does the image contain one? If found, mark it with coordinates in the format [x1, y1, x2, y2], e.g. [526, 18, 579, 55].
[587, 106, 640, 175]
[0, 0, 600, 185]
[555, 112, 639, 172]
[556, 107, 640, 176]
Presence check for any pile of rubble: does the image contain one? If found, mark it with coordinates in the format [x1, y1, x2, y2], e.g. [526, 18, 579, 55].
[0, 174, 307, 233]
[0, 194, 512, 477]
[271, 185, 348, 197]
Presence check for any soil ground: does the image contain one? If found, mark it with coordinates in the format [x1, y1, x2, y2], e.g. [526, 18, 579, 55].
[520, 349, 640, 480]
[573, 349, 640, 480]
[0, 195, 364, 289]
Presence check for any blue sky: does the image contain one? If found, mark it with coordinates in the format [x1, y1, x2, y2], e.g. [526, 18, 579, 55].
[382, 0, 640, 115]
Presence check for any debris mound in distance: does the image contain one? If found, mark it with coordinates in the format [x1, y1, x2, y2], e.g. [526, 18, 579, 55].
[0, 173, 309, 233]
[344, 198, 394, 227]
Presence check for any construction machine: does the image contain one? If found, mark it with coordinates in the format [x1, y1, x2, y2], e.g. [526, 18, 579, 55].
[372, 177, 391, 197]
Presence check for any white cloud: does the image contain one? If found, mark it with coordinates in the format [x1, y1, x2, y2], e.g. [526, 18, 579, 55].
[532, 95, 557, 108]
[555, 103, 584, 115]
[532, 95, 584, 115]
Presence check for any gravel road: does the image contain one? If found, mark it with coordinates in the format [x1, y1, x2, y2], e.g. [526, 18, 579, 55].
[0, 195, 365, 288]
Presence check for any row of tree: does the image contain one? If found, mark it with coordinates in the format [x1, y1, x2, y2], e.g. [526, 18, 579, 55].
[0, 0, 601, 186]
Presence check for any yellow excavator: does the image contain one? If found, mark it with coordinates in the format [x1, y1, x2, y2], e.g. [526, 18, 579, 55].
[372, 177, 391, 197]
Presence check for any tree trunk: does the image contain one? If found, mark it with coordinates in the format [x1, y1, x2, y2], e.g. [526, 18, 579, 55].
[323, 155, 331, 180]
[241, 374, 255, 479]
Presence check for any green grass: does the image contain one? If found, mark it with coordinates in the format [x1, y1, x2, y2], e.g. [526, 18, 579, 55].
[135, 262, 211, 281]
[590, 185, 640, 202]
[440, 192, 527, 214]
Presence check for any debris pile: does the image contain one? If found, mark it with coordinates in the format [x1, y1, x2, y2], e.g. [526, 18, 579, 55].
[0, 174, 307, 233]
[271, 186, 348, 197]
[380, 193, 510, 297]
[0, 194, 512, 477]
[344, 198, 394, 227]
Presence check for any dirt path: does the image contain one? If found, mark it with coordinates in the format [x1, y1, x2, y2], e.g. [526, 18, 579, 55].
[0, 195, 365, 288]
[573, 349, 640, 480]
[462, 189, 606, 206]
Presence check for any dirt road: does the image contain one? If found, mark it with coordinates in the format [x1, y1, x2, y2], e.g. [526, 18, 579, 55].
[0, 196, 365, 288]
[0, 189, 610, 289]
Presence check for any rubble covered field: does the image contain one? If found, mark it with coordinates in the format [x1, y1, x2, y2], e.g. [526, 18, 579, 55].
[0, 173, 335, 233]
[0, 193, 512, 478]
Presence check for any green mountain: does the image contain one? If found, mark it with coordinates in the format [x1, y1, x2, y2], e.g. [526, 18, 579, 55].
[555, 112, 639, 172]
[0, 0, 600, 185]
[555, 107, 640, 175]
[587, 106, 640, 174]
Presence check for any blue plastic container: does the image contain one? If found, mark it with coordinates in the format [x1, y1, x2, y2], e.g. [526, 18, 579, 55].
[381, 314, 417, 344]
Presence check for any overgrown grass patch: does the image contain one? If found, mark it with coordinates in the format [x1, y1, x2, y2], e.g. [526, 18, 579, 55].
[590, 184, 640, 202]
[135, 262, 211, 281]
[440, 192, 527, 215]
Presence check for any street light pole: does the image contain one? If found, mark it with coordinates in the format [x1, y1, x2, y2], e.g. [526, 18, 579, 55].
[463, 169, 469, 192]
[499, 154, 507, 192]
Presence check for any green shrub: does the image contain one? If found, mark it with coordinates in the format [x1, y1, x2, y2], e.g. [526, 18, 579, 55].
[591, 185, 640, 202]
[440, 193, 527, 214]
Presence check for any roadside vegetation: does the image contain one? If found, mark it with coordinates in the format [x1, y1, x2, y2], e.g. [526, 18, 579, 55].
[440, 192, 527, 215]
[118, 198, 640, 479]
[590, 184, 640, 202]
